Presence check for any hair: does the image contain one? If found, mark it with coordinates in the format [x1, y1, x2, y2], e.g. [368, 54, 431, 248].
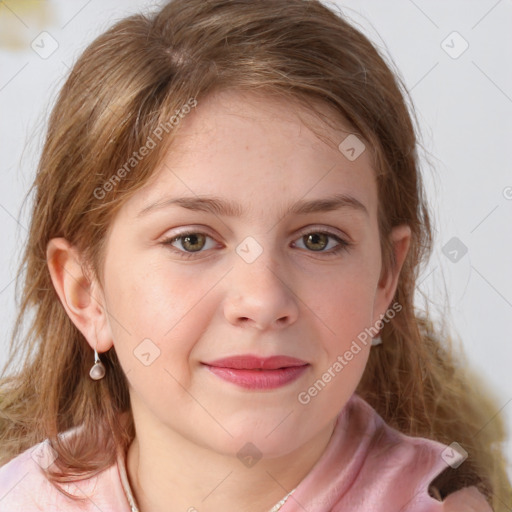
[1, 0, 510, 509]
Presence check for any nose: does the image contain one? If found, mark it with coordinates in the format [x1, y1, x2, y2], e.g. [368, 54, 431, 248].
[223, 245, 300, 331]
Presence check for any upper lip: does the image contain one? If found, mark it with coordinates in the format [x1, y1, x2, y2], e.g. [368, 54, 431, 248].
[203, 355, 308, 370]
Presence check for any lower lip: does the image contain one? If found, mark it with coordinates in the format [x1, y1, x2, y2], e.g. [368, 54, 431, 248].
[204, 364, 309, 390]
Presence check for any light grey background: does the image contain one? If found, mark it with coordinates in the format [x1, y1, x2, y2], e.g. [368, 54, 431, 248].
[1, 0, 511, 481]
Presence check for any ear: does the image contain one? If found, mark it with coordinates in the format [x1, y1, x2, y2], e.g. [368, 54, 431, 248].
[46, 237, 113, 354]
[372, 224, 411, 324]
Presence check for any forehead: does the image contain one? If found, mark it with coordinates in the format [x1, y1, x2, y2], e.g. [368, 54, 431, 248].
[168, 89, 367, 162]
[124, 89, 378, 222]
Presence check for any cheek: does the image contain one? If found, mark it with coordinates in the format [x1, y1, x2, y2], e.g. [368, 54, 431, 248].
[107, 257, 209, 332]
[104, 260, 217, 373]
[297, 272, 375, 411]
[300, 266, 377, 336]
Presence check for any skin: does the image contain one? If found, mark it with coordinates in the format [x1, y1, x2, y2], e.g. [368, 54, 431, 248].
[47, 89, 421, 512]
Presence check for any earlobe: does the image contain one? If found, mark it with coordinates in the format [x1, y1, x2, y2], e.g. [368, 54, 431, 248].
[46, 237, 113, 353]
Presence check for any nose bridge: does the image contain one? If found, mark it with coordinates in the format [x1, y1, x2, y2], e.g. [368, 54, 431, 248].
[224, 234, 299, 329]
[234, 234, 283, 286]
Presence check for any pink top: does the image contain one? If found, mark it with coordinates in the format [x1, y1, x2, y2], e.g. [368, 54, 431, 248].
[0, 393, 492, 511]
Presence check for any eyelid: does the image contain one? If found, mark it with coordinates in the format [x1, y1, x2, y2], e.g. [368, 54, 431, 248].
[165, 225, 216, 239]
[294, 224, 349, 240]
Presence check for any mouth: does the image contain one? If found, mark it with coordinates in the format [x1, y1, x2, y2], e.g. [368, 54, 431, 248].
[201, 355, 309, 390]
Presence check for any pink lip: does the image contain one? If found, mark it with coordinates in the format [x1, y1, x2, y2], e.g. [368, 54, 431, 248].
[202, 355, 309, 390]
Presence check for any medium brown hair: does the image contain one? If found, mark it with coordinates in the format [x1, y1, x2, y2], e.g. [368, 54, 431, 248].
[1, 0, 510, 509]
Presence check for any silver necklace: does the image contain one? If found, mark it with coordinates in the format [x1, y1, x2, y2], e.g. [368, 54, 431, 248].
[268, 488, 296, 511]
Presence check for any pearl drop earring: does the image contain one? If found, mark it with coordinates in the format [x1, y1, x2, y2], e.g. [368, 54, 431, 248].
[371, 335, 382, 346]
[89, 349, 106, 380]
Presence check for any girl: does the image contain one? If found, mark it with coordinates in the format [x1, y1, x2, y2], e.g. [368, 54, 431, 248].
[0, 0, 510, 511]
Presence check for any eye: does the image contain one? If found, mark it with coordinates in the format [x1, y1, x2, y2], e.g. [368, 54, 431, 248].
[161, 228, 351, 260]
[292, 230, 350, 256]
[162, 231, 218, 257]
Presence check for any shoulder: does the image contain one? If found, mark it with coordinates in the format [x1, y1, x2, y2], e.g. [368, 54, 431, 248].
[0, 439, 129, 511]
[343, 395, 491, 509]
[441, 486, 493, 511]
[0, 440, 56, 511]
[347, 394, 447, 466]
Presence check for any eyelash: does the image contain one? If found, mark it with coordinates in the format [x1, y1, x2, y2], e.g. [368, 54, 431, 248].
[161, 228, 351, 260]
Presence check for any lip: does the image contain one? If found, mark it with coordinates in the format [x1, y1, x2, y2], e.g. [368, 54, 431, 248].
[204, 355, 308, 370]
[202, 355, 309, 390]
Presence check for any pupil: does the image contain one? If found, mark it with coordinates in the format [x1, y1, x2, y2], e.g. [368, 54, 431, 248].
[306, 233, 327, 251]
[183, 234, 204, 252]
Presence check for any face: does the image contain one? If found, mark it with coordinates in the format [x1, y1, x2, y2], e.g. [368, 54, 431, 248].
[90, 90, 407, 458]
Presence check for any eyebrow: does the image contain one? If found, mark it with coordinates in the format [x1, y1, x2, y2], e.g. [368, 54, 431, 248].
[136, 193, 369, 218]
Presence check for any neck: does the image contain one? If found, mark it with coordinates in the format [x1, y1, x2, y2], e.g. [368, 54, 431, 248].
[125, 414, 337, 512]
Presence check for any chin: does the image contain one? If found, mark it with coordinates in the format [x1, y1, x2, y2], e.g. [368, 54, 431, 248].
[230, 430, 300, 461]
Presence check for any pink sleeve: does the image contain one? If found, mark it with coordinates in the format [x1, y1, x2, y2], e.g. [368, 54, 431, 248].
[0, 443, 50, 511]
[0, 440, 132, 512]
